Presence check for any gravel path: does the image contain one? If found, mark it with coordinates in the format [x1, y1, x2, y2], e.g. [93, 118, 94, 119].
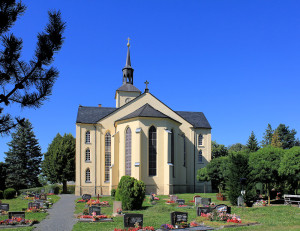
[33, 194, 78, 231]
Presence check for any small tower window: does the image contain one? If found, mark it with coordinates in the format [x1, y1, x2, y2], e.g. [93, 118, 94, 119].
[85, 168, 91, 182]
[85, 148, 90, 162]
[86, 131, 90, 144]
[198, 150, 203, 163]
[198, 134, 203, 146]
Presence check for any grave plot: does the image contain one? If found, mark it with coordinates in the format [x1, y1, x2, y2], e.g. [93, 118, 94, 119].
[0, 211, 38, 228]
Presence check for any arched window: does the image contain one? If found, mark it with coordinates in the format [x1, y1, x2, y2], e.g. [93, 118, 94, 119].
[125, 127, 132, 176]
[149, 126, 157, 176]
[171, 129, 175, 177]
[85, 168, 90, 182]
[183, 134, 186, 167]
[86, 131, 90, 143]
[198, 134, 203, 146]
[85, 148, 90, 161]
[198, 150, 203, 163]
[105, 132, 111, 182]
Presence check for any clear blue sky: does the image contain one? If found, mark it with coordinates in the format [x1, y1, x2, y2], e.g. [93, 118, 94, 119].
[1, 0, 300, 162]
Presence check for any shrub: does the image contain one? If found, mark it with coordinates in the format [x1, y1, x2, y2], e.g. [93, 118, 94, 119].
[0, 190, 3, 199]
[4, 188, 16, 199]
[115, 176, 146, 210]
[111, 189, 116, 197]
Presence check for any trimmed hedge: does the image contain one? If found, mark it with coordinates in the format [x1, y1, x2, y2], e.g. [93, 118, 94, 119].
[115, 176, 145, 210]
[4, 188, 16, 199]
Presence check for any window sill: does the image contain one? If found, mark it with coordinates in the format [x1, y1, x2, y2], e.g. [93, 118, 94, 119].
[85, 142, 91, 145]
[85, 181, 92, 183]
[85, 160, 91, 163]
[104, 181, 110, 183]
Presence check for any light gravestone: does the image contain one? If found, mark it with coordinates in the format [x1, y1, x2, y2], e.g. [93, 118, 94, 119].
[113, 201, 122, 214]
[237, 196, 244, 207]
[195, 197, 202, 207]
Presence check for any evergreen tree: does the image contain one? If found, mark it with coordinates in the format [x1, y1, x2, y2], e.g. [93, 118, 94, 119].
[0, 0, 66, 135]
[271, 130, 282, 148]
[0, 162, 7, 191]
[276, 124, 297, 149]
[246, 131, 260, 152]
[4, 119, 42, 190]
[42, 133, 75, 193]
[261, 124, 273, 147]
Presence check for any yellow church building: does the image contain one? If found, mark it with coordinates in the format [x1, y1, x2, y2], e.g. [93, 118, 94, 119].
[75, 40, 212, 196]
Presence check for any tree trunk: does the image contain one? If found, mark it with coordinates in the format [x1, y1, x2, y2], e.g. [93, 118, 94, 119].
[267, 185, 270, 206]
[63, 180, 67, 194]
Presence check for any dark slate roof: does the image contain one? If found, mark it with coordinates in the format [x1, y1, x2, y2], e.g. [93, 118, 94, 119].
[116, 83, 141, 92]
[116, 103, 180, 124]
[76, 106, 116, 124]
[175, 111, 211, 129]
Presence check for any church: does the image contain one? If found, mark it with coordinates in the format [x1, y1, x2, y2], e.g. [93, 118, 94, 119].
[75, 40, 212, 196]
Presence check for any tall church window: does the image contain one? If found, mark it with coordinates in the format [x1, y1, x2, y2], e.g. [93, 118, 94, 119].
[85, 168, 90, 182]
[198, 150, 203, 163]
[171, 129, 175, 177]
[198, 134, 203, 146]
[86, 131, 90, 143]
[125, 127, 132, 176]
[149, 126, 157, 176]
[183, 135, 186, 167]
[105, 132, 111, 182]
[85, 148, 90, 161]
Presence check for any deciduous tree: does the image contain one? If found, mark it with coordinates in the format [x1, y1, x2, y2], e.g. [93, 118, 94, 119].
[228, 143, 246, 153]
[0, 0, 65, 135]
[271, 130, 282, 148]
[211, 141, 228, 159]
[42, 133, 75, 193]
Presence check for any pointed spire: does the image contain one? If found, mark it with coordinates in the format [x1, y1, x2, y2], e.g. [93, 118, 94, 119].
[122, 37, 134, 85]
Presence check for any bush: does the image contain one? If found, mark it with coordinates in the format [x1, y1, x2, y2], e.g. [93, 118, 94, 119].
[4, 188, 16, 199]
[111, 189, 116, 197]
[0, 190, 3, 199]
[115, 176, 145, 210]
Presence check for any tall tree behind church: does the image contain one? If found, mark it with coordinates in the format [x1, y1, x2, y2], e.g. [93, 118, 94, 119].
[0, 0, 66, 135]
[246, 131, 260, 152]
[276, 124, 297, 149]
[261, 124, 274, 147]
[4, 120, 42, 190]
[42, 133, 75, 193]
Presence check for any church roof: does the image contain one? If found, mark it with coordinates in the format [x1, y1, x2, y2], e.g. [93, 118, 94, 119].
[76, 106, 116, 124]
[116, 83, 141, 92]
[116, 103, 180, 124]
[175, 111, 211, 129]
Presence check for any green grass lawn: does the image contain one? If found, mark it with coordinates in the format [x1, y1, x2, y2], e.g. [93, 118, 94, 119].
[0, 194, 60, 231]
[72, 193, 300, 231]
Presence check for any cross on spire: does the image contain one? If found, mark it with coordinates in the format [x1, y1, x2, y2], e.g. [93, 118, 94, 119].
[144, 80, 149, 93]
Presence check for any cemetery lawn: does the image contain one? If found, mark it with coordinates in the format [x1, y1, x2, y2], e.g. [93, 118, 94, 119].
[0, 195, 60, 231]
[73, 193, 300, 231]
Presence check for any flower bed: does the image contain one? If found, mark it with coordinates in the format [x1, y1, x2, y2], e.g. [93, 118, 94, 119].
[200, 211, 242, 223]
[86, 199, 110, 206]
[166, 200, 175, 204]
[27, 207, 47, 213]
[114, 226, 154, 231]
[0, 217, 37, 226]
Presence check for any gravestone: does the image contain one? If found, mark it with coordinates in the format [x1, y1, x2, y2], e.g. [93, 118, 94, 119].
[237, 196, 244, 206]
[195, 197, 202, 207]
[89, 206, 101, 215]
[49, 189, 54, 194]
[170, 195, 178, 202]
[28, 202, 40, 209]
[124, 214, 143, 228]
[200, 198, 211, 206]
[113, 201, 122, 214]
[176, 199, 185, 205]
[170, 212, 188, 226]
[41, 189, 45, 193]
[215, 204, 231, 214]
[0, 203, 9, 211]
[197, 207, 213, 216]
[36, 200, 45, 208]
[8, 211, 25, 219]
[28, 193, 35, 197]
[39, 193, 47, 201]
[82, 194, 92, 201]
[193, 195, 201, 201]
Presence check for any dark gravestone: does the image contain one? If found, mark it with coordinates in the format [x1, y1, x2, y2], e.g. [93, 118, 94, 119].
[170, 212, 188, 226]
[176, 199, 185, 205]
[89, 206, 101, 215]
[200, 198, 211, 206]
[215, 204, 231, 214]
[28, 202, 40, 209]
[124, 214, 143, 228]
[82, 194, 92, 201]
[36, 200, 45, 208]
[197, 207, 213, 216]
[39, 193, 47, 201]
[8, 211, 25, 219]
[0, 203, 9, 211]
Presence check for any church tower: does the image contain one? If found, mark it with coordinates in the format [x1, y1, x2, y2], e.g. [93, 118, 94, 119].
[115, 38, 141, 108]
